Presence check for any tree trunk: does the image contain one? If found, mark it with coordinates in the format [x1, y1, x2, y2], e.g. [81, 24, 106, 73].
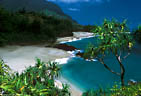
[116, 55, 125, 87]
[99, 58, 120, 76]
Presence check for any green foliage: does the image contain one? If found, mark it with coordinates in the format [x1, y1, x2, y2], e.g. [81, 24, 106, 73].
[85, 19, 133, 58]
[0, 0, 73, 21]
[72, 24, 97, 32]
[82, 84, 141, 96]
[82, 89, 108, 96]
[0, 7, 74, 45]
[0, 59, 70, 96]
[110, 83, 141, 96]
[84, 19, 134, 60]
[0, 59, 11, 76]
[83, 25, 96, 32]
[133, 25, 141, 43]
[84, 19, 134, 87]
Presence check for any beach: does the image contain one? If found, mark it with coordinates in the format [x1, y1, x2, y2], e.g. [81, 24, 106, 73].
[0, 32, 93, 96]
[57, 32, 93, 43]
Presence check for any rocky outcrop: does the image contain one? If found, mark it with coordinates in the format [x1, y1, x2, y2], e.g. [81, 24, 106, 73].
[53, 44, 77, 51]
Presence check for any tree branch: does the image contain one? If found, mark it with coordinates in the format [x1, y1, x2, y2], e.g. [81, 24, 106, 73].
[98, 58, 120, 76]
[123, 52, 130, 59]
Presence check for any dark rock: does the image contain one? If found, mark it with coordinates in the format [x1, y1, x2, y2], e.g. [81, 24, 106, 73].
[53, 44, 77, 51]
[76, 52, 84, 57]
[128, 79, 137, 85]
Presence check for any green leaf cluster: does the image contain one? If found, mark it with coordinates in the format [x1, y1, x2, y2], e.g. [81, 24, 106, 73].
[0, 59, 70, 96]
[133, 25, 141, 43]
[85, 19, 134, 59]
[82, 83, 141, 96]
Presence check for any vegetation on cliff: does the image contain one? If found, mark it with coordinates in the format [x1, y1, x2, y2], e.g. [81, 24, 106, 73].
[0, 7, 75, 45]
[0, 0, 73, 20]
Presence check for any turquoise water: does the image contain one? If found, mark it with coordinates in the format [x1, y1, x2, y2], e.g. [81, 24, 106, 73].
[61, 37, 141, 91]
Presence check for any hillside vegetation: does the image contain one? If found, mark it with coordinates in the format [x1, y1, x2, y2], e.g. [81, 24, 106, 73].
[0, 7, 76, 45]
[0, 0, 73, 20]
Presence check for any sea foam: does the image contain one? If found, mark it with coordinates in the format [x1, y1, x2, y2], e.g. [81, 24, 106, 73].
[55, 58, 70, 64]
[60, 36, 94, 44]
[55, 35, 96, 64]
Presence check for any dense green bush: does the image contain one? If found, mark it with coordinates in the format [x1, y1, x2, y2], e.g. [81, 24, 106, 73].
[82, 89, 108, 96]
[72, 24, 97, 32]
[133, 25, 141, 43]
[82, 25, 96, 32]
[82, 84, 141, 96]
[0, 59, 70, 96]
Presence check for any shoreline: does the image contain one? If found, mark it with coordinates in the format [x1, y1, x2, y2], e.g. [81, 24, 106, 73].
[57, 32, 94, 44]
[0, 32, 94, 96]
[59, 76, 84, 96]
[54, 32, 94, 96]
[0, 45, 71, 73]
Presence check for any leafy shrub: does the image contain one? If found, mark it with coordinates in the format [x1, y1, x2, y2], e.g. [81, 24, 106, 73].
[110, 84, 141, 96]
[82, 89, 108, 96]
[82, 84, 141, 96]
[0, 59, 70, 96]
[133, 25, 141, 43]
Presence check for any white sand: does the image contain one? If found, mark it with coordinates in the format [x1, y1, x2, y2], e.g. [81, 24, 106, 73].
[0, 32, 93, 96]
[57, 32, 94, 43]
[54, 76, 83, 96]
[56, 32, 94, 96]
[0, 45, 71, 73]
[59, 77, 83, 96]
[73, 32, 93, 38]
[0, 46, 83, 96]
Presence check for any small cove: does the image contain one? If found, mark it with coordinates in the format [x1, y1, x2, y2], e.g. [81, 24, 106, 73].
[0, 36, 141, 94]
[61, 37, 141, 91]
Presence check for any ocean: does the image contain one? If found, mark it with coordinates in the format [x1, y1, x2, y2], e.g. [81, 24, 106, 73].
[61, 37, 141, 91]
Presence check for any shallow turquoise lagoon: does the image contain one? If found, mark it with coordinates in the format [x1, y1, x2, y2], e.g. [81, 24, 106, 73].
[61, 37, 141, 91]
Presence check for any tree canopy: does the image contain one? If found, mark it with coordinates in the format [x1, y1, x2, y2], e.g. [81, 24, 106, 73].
[84, 19, 134, 86]
[134, 25, 141, 43]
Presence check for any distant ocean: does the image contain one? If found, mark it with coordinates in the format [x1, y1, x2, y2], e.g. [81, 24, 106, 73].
[61, 37, 141, 91]
[54, 0, 141, 30]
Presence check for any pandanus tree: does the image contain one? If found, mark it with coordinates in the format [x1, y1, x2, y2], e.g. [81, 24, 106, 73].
[84, 19, 134, 86]
[48, 61, 60, 80]
[0, 59, 70, 96]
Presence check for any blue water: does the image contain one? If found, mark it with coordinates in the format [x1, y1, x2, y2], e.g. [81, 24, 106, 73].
[61, 37, 141, 91]
[53, 0, 141, 30]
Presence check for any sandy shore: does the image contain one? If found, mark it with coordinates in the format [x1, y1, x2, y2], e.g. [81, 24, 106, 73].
[0, 45, 71, 73]
[59, 76, 83, 96]
[0, 32, 93, 96]
[57, 32, 93, 43]
[56, 32, 94, 96]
